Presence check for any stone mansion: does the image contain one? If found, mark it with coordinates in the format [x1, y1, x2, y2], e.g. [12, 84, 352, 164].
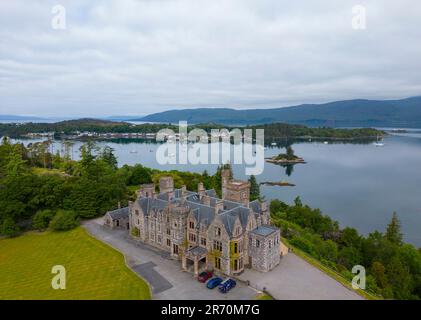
[104, 168, 283, 276]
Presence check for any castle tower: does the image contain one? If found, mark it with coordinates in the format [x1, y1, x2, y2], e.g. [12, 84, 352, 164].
[159, 176, 174, 194]
[224, 180, 250, 207]
[221, 167, 232, 199]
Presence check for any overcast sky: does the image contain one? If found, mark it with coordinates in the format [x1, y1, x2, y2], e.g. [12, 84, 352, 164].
[1, 0, 421, 117]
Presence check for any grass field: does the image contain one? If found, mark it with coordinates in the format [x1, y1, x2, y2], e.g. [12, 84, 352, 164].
[0, 227, 151, 300]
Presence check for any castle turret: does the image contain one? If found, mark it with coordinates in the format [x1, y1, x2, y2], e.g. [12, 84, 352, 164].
[159, 176, 174, 194]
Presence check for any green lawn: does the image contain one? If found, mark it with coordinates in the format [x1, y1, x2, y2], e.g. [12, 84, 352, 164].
[0, 227, 151, 300]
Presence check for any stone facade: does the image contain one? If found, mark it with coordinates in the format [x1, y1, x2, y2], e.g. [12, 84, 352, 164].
[248, 225, 281, 272]
[108, 168, 284, 276]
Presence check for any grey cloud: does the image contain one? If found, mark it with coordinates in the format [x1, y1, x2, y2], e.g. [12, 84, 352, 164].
[0, 0, 421, 116]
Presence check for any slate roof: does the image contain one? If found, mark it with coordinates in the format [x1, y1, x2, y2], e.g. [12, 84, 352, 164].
[136, 197, 168, 216]
[107, 207, 129, 220]
[185, 246, 207, 257]
[205, 189, 217, 198]
[251, 225, 278, 236]
[187, 201, 216, 227]
[133, 187, 268, 239]
[218, 212, 238, 237]
[249, 200, 262, 214]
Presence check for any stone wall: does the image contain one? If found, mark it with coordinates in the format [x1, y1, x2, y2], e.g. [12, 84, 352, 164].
[248, 229, 281, 272]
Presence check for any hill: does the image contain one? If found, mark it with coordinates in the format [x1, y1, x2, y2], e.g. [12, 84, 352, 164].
[138, 96, 421, 127]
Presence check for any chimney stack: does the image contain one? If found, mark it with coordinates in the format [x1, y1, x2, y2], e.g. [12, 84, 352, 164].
[198, 182, 206, 199]
[214, 200, 224, 214]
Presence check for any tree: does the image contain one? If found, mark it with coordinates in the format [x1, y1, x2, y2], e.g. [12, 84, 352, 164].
[386, 256, 413, 299]
[5, 146, 29, 178]
[100, 146, 118, 170]
[269, 199, 288, 216]
[371, 261, 389, 289]
[0, 217, 20, 237]
[248, 175, 260, 201]
[386, 212, 403, 245]
[294, 196, 302, 207]
[339, 227, 362, 249]
[286, 146, 295, 160]
[337, 246, 362, 269]
[128, 164, 152, 185]
[32, 209, 55, 230]
[49, 210, 79, 231]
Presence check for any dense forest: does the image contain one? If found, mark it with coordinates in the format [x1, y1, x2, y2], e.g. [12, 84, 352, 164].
[0, 119, 383, 143]
[1, 137, 418, 300]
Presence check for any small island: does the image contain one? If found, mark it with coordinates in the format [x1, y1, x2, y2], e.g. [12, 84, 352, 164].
[266, 146, 306, 165]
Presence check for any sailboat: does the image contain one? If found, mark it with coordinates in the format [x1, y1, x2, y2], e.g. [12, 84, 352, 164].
[373, 135, 385, 147]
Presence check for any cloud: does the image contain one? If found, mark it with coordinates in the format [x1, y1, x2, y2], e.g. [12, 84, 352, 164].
[1, 0, 421, 116]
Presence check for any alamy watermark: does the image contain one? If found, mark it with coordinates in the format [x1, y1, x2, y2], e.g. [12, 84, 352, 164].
[155, 121, 265, 176]
[352, 265, 366, 290]
[352, 5, 367, 30]
[51, 265, 66, 290]
[51, 5, 66, 30]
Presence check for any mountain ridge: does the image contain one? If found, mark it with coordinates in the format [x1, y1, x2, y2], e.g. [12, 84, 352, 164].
[136, 96, 421, 127]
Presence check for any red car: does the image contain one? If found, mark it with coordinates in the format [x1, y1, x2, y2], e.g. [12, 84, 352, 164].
[197, 271, 213, 283]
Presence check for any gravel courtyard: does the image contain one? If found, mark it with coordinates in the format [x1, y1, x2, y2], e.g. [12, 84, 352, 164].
[238, 253, 363, 300]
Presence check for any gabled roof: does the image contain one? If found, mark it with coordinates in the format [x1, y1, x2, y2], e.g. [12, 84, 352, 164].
[218, 212, 239, 237]
[136, 197, 168, 215]
[188, 201, 215, 227]
[107, 207, 129, 220]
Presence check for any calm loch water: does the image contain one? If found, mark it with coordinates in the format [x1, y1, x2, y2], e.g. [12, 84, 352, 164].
[10, 130, 421, 246]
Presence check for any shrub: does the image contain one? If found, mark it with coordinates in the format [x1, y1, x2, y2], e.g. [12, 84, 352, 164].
[0, 217, 20, 237]
[49, 210, 79, 231]
[32, 209, 56, 231]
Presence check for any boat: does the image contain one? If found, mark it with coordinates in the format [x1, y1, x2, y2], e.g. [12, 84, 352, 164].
[373, 135, 385, 147]
[323, 141, 329, 145]
[130, 150, 138, 153]
[271, 142, 277, 146]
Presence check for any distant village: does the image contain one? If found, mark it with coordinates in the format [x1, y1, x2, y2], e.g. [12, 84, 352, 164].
[23, 131, 158, 140]
[22, 130, 234, 142]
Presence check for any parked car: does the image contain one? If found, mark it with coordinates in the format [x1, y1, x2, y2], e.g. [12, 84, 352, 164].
[218, 278, 236, 293]
[198, 271, 213, 283]
[206, 277, 223, 289]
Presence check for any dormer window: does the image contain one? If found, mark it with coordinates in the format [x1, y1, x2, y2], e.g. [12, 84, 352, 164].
[189, 221, 195, 229]
[215, 227, 221, 237]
